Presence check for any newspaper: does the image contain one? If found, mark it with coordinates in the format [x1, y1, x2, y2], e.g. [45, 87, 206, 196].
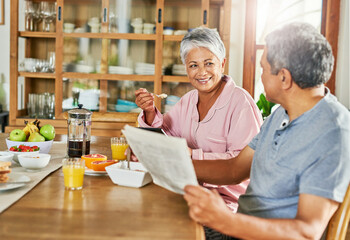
[122, 125, 198, 194]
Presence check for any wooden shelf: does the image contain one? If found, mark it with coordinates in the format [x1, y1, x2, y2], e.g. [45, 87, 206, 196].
[63, 33, 157, 40]
[19, 72, 56, 79]
[19, 31, 57, 38]
[10, 0, 231, 136]
[164, 35, 184, 41]
[62, 72, 155, 81]
[163, 75, 189, 83]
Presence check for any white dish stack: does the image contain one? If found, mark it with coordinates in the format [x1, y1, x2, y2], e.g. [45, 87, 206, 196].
[135, 62, 165, 75]
[108, 66, 134, 74]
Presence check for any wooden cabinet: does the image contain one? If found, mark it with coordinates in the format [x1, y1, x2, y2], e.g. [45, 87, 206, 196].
[9, 0, 232, 136]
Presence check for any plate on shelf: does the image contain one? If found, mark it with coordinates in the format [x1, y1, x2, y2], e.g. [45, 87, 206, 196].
[0, 173, 31, 191]
[84, 167, 108, 176]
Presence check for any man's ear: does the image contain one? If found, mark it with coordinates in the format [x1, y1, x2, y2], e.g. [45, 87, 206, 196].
[279, 68, 293, 90]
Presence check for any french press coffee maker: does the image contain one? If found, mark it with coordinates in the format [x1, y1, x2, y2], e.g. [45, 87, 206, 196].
[67, 104, 92, 158]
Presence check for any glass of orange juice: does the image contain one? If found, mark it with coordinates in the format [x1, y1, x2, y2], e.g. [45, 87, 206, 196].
[62, 158, 85, 190]
[111, 137, 129, 160]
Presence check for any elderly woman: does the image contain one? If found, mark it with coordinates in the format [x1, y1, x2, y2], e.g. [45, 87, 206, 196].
[135, 27, 263, 213]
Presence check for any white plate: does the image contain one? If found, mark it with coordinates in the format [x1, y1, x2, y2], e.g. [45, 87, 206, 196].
[84, 167, 108, 176]
[0, 173, 31, 191]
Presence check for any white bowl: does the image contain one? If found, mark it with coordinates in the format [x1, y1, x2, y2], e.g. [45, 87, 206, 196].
[18, 153, 51, 171]
[0, 151, 14, 162]
[9, 151, 40, 163]
[63, 23, 75, 33]
[106, 162, 152, 188]
[6, 138, 53, 154]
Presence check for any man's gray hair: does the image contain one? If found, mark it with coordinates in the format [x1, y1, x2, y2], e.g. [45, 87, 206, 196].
[265, 22, 334, 89]
[180, 27, 226, 64]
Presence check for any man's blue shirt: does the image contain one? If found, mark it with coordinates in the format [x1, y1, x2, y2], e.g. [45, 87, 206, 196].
[238, 89, 350, 219]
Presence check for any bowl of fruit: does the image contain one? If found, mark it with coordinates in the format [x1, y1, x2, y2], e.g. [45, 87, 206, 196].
[9, 145, 40, 163]
[6, 120, 55, 157]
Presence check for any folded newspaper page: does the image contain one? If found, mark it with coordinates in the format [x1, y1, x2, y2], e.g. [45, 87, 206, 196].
[122, 125, 198, 194]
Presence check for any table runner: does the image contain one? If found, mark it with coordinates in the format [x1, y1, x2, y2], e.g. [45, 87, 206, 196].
[0, 141, 67, 213]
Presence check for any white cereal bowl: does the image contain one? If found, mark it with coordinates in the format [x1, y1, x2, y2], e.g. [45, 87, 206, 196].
[106, 162, 152, 188]
[6, 138, 53, 154]
[0, 151, 14, 162]
[9, 150, 40, 163]
[18, 153, 51, 171]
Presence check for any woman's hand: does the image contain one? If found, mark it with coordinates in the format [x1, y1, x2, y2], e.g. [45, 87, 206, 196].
[135, 88, 155, 113]
[188, 147, 193, 158]
[128, 147, 139, 162]
[135, 88, 157, 125]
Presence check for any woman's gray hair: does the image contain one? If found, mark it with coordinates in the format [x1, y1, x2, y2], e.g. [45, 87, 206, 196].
[265, 22, 334, 89]
[180, 27, 226, 64]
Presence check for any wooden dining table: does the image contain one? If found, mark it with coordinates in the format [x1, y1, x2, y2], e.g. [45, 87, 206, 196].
[0, 134, 204, 239]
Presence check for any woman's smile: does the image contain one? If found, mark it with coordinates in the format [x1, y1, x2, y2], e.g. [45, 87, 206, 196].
[197, 77, 212, 83]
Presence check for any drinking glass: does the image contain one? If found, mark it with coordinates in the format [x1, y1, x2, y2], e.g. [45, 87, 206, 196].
[47, 52, 55, 73]
[35, 59, 44, 72]
[111, 137, 129, 160]
[32, 2, 41, 31]
[37, 93, 46, 118]
[20, 58, 36, 72]
[62, 158, 85, 190]
[45, 93, 55, 119]
[40, 2, 56, 32]
[28, 93, 37, 118]
[25, 0, 35, 31]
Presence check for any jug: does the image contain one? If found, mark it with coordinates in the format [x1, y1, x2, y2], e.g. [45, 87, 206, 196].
[67, 104, 92, 157]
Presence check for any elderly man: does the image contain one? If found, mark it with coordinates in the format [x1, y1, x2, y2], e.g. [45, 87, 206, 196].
[184, 22, 350, 240]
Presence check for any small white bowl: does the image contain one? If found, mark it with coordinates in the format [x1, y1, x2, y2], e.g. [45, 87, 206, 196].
[18, 153, 51, 171]
[6, 138, 53, 154]
[9, 150, 40, 163]
[106, 162, 152, 188]
[63, 23, 75, 33]
[0, 151, 14, 162]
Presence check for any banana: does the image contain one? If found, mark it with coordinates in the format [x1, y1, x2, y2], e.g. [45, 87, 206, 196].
[30, 119, 40, 133]
[23, 119, 40, 137]
[22, 120, 30, 137]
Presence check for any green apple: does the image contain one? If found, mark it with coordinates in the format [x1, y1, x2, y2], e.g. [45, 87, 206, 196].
[28, 132, 45, 142]
[39, 124, 55, 141]
[9, 129, 27, 141]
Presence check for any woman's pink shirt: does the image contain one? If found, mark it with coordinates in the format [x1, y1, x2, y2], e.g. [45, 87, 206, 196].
[138, 76, 263, 212]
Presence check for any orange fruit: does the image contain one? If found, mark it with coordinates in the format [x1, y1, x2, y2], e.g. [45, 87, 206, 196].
[91, 160, 117, 171]
[81, 154, 107, 169]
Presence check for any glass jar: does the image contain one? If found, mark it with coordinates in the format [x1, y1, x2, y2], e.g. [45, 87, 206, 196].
[67, 104, 92, 158]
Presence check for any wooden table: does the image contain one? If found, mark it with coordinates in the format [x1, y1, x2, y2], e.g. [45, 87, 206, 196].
[0, 134, 204, 239]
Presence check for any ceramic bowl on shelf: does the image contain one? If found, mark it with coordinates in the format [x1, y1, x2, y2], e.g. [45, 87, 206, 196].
[117, 99, 137, 106]
[115, 104, 137, 112]
[106, 162, 152, 188]
[116, 99, 138, 112]
[163, 27, 174, 35]
[0, 151, 14, 162]
[18, 153, 51, 171]
[63, 23, 75, 33]
[6, 138, 53, 154]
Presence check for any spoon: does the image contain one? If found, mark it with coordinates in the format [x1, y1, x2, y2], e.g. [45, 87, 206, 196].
[126, 147, 131, 170]
[152, 93, 168, 99]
